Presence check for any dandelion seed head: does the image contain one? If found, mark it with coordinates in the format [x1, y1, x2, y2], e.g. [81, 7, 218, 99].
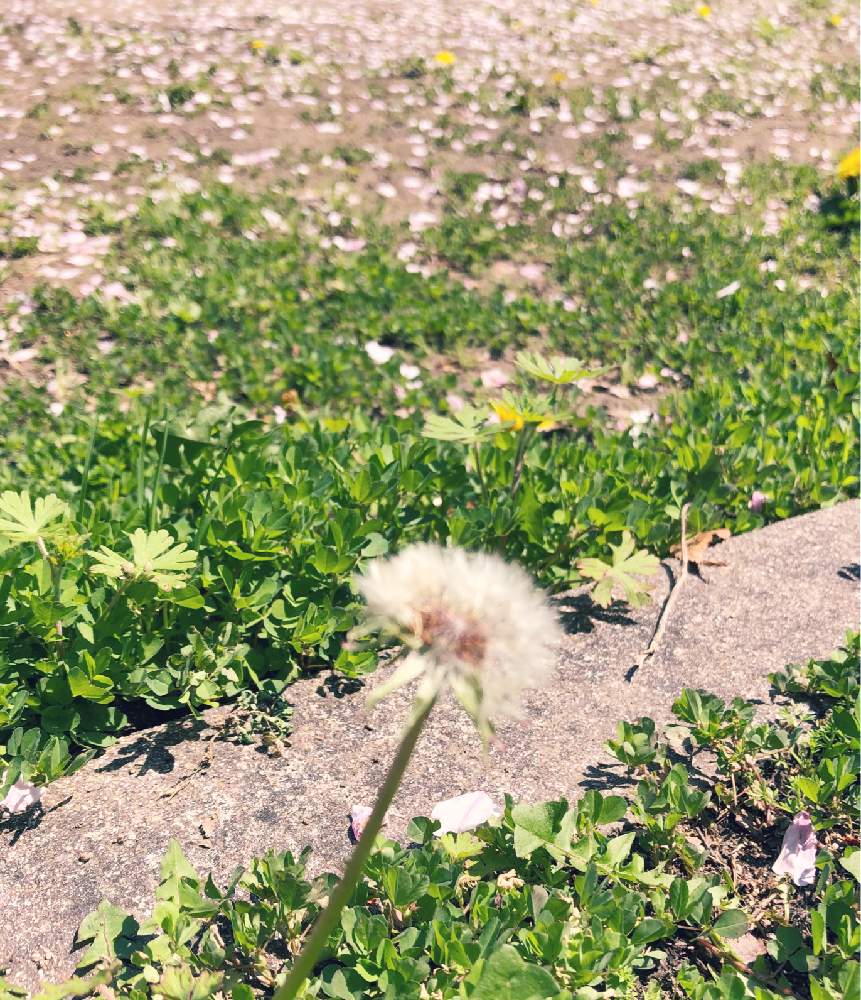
[358, 544, 561, 737]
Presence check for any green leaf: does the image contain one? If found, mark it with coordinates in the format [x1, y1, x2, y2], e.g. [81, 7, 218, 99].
[713, 909, 748, 939]
[320, 965, 366, 999]
[157, 965, 221, 1000]
[0, 491, 69, 544]
[168, 298, 202, 323]
[67, 668, 114, 704]
[89, 528, 196, 592]
[515, 350, 608, 385]
[511, 800, 577, 860]
[422, 406, 493, 443]
[577, 531, 660, 608]
[631, 917, 671, 946]
[160, 839, 199, 882]
[470, 945, 562, 999]
[602, 832, 635, 867]
[839, 849, 861, 883]
[74, 900, 139, 968]
[438, 831, 485, 860]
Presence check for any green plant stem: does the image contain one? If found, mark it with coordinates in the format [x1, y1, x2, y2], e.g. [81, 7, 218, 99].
[36, 536, 64, 637]
[472, 443, 488, 503]
[510, 425, 534, 497]
[136, 404, 152, 512]
[97, 579, 133, 627]
[76, 418, 99, 523]
[148, 416, 170, 532]
[273, 696, 436, 1000]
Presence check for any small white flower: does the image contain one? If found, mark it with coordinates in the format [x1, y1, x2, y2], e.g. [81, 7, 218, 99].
[431, 791, 500, 834]
[358, 544, 561, 741]
[399, 363, 421, 380]
[365, 340, 395, 365]
[1, 778, 42, 814]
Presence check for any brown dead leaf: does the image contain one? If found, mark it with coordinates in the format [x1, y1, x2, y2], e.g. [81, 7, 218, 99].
[671, 528, 731, 566]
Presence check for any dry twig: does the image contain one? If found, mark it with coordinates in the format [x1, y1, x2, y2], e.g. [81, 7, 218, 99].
[630, 502, 691, 678]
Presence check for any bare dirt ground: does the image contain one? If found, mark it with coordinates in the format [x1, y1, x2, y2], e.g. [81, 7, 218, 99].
[0, 0, 857, 302]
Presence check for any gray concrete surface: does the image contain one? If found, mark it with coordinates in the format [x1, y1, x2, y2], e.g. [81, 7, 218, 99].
[1, 500, 858, 991]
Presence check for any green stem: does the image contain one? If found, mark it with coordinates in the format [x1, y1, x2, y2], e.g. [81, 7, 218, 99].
[36, 537, 64, 637]
[273, 697, 436, 1000]
[510, 424, 534, 498]
[148, 416, 170, 532]
[472, 443, 488, 504]
[77, 418, 98, 524]
[96, 579, 133, 628]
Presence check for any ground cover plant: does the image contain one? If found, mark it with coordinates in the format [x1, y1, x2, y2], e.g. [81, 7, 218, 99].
[0, 152, 857, 799]
[2, 632, 856, 999]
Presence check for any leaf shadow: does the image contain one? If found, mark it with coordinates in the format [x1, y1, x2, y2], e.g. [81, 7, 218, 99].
[577, 762, 636, 794]
[97, 717, 208, 776]
[553, 593, 637, 635]
[315, 673, 365, 699]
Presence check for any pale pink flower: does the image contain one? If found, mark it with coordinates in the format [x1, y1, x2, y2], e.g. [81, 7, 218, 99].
[1, 779, 42, 815]
[748, 490, 768, 513]
[431, 791, 500, 834]
[772, 811, 817, 886]
[349, 804, 373, 841]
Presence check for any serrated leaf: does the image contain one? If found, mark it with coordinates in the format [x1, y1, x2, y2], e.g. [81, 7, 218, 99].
[89, 529, 196, 592]
[515, 350, 608, 386]
[578, 531, 660, 608]
[422, 406, 493, 443]
[0, 491, 69, 544]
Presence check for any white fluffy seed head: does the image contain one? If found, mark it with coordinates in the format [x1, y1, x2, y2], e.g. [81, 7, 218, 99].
[357, 543, 561, 737]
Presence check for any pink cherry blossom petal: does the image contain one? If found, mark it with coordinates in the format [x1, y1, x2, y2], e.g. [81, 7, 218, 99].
[431, 791, 500, 835]
[772, 811, 818, 887]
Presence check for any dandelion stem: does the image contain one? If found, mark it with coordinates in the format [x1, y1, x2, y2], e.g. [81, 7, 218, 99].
[274, 696, 436, 1000]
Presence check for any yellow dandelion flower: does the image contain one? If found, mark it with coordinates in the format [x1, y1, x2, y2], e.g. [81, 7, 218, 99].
[490, 400, 525, 430]
[250, 39, 266, 51]
[837, 146, 861, 180]
[434, 50, 456, 66]
[697, 4, 711, 17]
[550, 70, 567, 86]
[828, 13, 843, 27]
